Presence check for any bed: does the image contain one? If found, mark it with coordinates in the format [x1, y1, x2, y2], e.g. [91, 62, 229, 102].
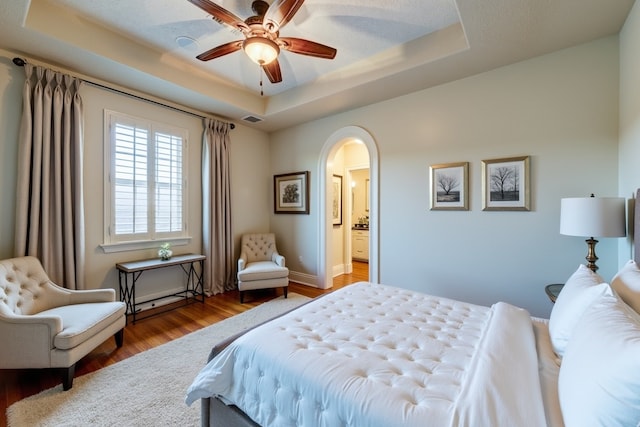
[186, 190, 640, 427]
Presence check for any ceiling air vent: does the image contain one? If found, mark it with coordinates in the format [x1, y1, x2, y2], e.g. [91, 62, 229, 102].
[242, 115, 263, 123]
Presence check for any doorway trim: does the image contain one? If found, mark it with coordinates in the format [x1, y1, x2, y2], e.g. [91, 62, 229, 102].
[318, 126, 379, 289]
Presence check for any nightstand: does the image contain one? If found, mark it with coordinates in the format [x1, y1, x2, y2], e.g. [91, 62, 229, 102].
[545, 284, 564, 303]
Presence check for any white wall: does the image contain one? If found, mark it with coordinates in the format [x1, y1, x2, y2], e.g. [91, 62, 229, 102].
[0, 49, 270, 302]
[0, 32, 630, 318]
[268, 125, 321, 285]
[0, 55, 21, 261]
[270, 37, 621, 318]
[328, 143, 370, 277]
[81, 85, 203, 298]
[351, 169, 370, 226]
[620, 1, 640, 263]
[228, 125, 272, 242]
[330, 145, 345, 272]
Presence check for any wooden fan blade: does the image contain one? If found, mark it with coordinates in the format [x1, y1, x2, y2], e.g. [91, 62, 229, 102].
[278, 37, 336, 59]
[263, 0, 305, 33]
[196, 40, 243, 61]
[187, 0, 249, 32]
[263, 60, 283, 83]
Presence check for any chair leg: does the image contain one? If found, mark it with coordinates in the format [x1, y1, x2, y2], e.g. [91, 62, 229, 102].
[284, 287, 288, 298]
[115, 329, 124, 348]
[62, 364, 76, 391]
[240, 291, 244, 304]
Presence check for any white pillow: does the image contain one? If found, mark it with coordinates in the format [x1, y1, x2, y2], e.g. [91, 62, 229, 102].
[558, 291, 640, 427]
[548, 264, 609, 357]
[611, 260, 640, 314]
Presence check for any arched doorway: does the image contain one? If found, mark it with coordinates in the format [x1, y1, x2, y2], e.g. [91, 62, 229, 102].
[318, 126, 379, 289]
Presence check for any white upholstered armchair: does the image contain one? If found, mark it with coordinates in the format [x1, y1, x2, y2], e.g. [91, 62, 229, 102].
[237, 233, 289, 303]
[0, 256, 126, 390]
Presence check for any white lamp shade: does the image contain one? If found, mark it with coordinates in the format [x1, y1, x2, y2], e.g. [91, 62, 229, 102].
[560, 197, 626, 238]
[243, 38, 279, 65]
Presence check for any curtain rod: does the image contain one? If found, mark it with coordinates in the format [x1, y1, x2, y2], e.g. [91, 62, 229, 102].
[12, 57, 235, 130]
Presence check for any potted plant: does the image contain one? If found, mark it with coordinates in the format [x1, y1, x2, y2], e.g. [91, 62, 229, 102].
[158, 243, 173, 261]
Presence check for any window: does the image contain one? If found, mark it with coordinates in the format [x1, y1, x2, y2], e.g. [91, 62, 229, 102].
[104, 110, 188, 248]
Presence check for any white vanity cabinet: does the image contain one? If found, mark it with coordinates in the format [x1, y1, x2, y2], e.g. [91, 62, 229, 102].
[352, 229, 369, 261]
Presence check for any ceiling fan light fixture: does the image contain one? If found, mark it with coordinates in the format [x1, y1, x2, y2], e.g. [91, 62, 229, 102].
[243, 37, 279, 65]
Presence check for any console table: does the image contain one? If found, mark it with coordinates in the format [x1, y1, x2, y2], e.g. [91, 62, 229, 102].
[116, 254, 205, 323]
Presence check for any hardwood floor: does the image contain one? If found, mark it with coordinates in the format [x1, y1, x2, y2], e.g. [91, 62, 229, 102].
[0, 261, 368, 426]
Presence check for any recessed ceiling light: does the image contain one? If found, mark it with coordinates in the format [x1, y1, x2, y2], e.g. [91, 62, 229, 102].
[175, 36, 199, 51]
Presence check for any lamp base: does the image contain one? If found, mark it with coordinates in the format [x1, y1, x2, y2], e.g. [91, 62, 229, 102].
[585, 237, 599, 272]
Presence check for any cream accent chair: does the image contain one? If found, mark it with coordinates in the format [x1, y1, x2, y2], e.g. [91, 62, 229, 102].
[0, 256, 126, 390]
[237, 233, 289, 303]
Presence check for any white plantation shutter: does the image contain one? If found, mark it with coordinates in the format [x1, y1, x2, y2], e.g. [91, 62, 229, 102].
[113, 122, 149, 236]
[106, 111, 187, 244]
[154, 131, 183, 233]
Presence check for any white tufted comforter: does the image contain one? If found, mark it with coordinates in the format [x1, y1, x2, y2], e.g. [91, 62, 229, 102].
[186, 282, 547, 426]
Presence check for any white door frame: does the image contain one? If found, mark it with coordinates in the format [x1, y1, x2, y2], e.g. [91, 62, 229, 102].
[318, 126, 379, 289]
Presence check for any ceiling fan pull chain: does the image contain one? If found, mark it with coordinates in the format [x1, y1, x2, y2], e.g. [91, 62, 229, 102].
[260, 65, 264, 96]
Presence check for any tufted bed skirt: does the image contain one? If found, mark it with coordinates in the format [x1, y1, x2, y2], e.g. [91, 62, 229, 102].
[186, 282, 557, 426]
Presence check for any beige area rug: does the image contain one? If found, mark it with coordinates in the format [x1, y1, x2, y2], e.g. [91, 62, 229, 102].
[7, 293, 311, 427]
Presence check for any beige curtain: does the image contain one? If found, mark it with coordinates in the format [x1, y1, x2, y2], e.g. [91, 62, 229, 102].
[15, 64, 86, 289]
[202, 118, 234, 295]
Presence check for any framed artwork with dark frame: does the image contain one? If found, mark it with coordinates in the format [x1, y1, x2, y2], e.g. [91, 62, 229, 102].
[429, 162, 469, 210]
[481, 155, 530, 211]
[274, 171, 310, 214]
[332, 174, 342, 225]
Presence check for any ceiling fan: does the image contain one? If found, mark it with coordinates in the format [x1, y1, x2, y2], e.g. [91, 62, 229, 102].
[187, 0, 337, 85]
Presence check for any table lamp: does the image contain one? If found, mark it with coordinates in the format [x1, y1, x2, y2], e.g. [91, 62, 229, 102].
[560, 194, 626, 272]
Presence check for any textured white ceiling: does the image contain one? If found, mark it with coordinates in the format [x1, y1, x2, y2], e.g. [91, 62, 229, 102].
[0, 0, 635, 131]
[49, 0, 461, 96]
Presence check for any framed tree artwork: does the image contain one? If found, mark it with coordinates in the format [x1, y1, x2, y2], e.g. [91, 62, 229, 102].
[274, 171, 310, 214]
[332, 174, 342, 225]
[429, 162, 469, 210]
[481, 156, 530, 211]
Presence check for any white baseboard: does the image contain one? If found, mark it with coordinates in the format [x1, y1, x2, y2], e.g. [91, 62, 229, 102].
[289, 264, 352, 288]
[134, 286, 186, 312]
[288, 271, 320, 288]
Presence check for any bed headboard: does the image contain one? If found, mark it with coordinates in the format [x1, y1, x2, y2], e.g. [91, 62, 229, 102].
[635, 189, 639, 264]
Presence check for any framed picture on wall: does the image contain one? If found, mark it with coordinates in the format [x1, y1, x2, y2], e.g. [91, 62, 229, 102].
[481, 155, 530, 211]
[365, 178, 370, 212]
[332, 174, 342, 225]
[429, 162, 469, 210]
[274, 171, 310, 214]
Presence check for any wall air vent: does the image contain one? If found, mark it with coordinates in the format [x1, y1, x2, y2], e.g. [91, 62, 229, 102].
[242, 115, 263, 123]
